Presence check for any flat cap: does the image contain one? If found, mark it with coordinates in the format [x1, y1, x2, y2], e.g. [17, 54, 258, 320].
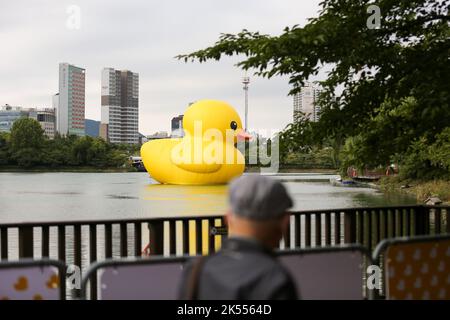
[228, 175, 293, 220]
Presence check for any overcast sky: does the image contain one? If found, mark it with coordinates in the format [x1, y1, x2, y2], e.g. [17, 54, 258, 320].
[0, 0, 322, 135]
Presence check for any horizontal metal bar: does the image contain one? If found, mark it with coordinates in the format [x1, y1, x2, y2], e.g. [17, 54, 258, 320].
[0, 205, 443, 229]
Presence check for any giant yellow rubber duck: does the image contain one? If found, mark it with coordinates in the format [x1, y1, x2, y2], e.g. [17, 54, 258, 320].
[141, 100, 251, 185]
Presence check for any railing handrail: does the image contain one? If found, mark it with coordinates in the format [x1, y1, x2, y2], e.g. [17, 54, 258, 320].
[0, 204, 447, 228]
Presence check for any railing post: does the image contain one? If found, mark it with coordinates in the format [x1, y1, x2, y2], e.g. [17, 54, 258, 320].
[105, 224, 113, 258]
[58, 225, 66, 262]
[195, 220, 202, 255]
[324, 213, 331, 246]
[149, 220, 164, 255]
[169, 221, 177, 255]
[344, 211, 356, 244]
[41, 226, 50, 258]
[446, 208, 450, 234]
[434, 207, 442, 234]
[283, 217, 291, 249]
[314, 214, 321, 247]
[335, 213, 342, 245]
[18, 226, 34, 258]
[1, 227, 8, 260]
[414, 206, 428, 236]
[305, 214, 311, 247]
[182, 220, 189, 255]
[208, 219, 216, 254]
[89, 224, 97, 300]
[134, 222, 142, 257]
[73, 224, 82, 299]
[120, 223, 128, 257]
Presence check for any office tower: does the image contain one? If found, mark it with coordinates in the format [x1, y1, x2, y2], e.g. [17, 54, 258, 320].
[100, 68, 139, 144]
[293, 82, 322, 123]
[29, 108, 56, 139]
[171, 115, 184, 138]
[57, 63, 85, 136]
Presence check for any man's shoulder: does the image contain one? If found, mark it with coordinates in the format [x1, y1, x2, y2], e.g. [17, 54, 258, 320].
[205, 248, 291, 282]
[210, 247, 279, 268]
[208, 250, 297, 299]
[179, 250, 297, 300]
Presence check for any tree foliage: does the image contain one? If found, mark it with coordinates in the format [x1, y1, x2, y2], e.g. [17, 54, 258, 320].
[0, 132, 11, 165]
[178, 0, 450, 178]
[10, 118, 45, 167]
[1, 119, 135, 169]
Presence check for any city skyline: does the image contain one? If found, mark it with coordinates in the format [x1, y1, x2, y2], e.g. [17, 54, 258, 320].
[0, 0, 322, 136]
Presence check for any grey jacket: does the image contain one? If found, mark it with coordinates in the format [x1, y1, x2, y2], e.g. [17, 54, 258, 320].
[178, 237, 298, 300]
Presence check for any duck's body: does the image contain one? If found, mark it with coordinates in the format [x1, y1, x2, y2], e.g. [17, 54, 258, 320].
[141, 138, 244, 185]
[141, 100, 250, 185]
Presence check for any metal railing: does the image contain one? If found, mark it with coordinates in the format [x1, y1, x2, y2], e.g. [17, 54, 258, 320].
[0, 205, 448, 299]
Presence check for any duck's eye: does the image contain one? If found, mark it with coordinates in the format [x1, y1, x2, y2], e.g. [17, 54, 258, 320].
[230, 121, 238, 130]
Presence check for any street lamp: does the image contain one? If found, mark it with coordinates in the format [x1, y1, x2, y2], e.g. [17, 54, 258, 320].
[242, 76, 250, 131]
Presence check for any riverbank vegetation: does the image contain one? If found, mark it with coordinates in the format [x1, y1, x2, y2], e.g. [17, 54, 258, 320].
[0, 118, 139, 170]
[379, 177, 450, 204]
[178, 0, 450, 198]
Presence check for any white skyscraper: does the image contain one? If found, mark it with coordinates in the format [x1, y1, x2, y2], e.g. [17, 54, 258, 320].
[293, 82, 322, 123]
[57, 63, 85, 136]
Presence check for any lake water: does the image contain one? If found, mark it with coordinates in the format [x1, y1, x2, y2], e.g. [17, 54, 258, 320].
[0, 172, 417, 224]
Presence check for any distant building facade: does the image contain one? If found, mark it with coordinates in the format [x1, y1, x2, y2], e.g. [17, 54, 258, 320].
[147, 131, 169, 140]
[29, 108, 56, 139]
[57, 63, 86, 136]
[1, 105, 55, 139]
[171, 115, 184, 138]
[100, 68, 139, 144]
[85, 119, 100, 137]
[293, 82, 322, 123]
[0, 105, 28, 132]
[138, 133, 148, 145]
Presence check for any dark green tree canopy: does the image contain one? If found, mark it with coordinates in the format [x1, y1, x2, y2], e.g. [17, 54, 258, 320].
[1, 121, 135, 169]
[10, 118, 45, 152]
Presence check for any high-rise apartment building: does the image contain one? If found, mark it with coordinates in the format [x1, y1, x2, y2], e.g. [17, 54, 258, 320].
[293, 82, 322, 123]
[57, 63, 85, 136]
[100, 68, 139, 144]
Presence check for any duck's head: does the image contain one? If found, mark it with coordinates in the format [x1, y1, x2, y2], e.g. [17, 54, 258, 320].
[183, 100, 251, 143]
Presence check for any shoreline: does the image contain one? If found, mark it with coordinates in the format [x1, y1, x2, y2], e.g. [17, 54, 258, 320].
[378, 177, 450, 205]
[0, 166, 338, 174]
[0, 166, 137, 173]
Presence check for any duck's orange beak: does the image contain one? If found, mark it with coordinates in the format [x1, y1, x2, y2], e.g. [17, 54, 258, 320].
[237, 129, 252, 141]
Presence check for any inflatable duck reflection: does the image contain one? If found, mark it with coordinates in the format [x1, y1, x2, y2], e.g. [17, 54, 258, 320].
[141, 100, 251, 185]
